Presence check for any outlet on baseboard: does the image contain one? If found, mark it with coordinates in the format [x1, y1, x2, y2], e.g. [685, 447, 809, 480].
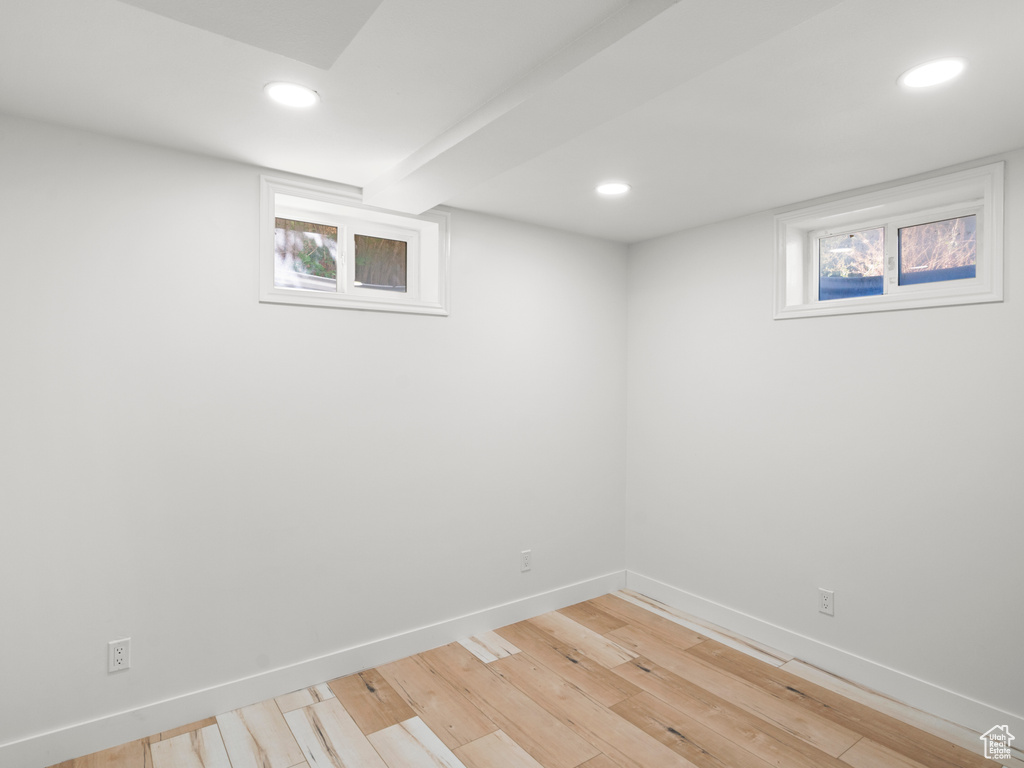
[108, 638, 131, 672]
[818, 588, 834, 616]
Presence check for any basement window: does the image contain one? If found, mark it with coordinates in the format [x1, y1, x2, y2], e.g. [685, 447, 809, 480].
[774, 163, 1003, 319]
[260, 176, 450, 315]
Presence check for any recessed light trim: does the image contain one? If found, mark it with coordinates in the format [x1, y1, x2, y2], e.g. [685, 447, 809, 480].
[265, 82, 320, 108]
[596, 182, 631, 196]
[899, 58, 965, 88]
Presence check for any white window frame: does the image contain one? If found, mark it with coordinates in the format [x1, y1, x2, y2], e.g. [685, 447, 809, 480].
[260, 175, 450, 315]
[774, 162, 1003, 319]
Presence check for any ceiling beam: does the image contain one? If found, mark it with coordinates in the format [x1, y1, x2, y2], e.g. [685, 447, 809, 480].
[361, 0, 682, 213]
[362, 0, 839, 215]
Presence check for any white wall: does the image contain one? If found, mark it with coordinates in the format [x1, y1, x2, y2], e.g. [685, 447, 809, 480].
[0, 114, 628, 764]
[4, 109, 1020, 766]
[625, 150, 1024, 733]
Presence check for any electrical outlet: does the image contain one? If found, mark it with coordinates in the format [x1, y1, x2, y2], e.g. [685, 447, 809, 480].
[818, 588, 834, 616]
[520, 549, 532, 572]
[108, 638, 131, 672]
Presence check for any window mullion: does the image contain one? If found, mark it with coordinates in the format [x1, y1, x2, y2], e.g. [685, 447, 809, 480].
[810, 231, 821, 303]
[344, 225, 355, 294]
[883, 222, 897, 295]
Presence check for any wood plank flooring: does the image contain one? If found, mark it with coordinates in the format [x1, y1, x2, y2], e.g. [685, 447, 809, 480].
[51, 592, 1001, 768]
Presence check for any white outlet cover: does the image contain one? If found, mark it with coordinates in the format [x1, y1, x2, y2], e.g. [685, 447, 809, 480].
[520, 549, 532, 572]
[108, 638, 131, 672]
[818, 589, 835, 616]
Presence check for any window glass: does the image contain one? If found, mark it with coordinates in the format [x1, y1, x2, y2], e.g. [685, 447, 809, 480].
[354, 235, 407, 293]
[818, 227, 884, 301]
[899, 215, 976, 285]
[274, 218, 338, 293]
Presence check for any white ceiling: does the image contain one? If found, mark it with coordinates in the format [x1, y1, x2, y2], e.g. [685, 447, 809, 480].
[115, 0, 386, 69]
[2, 0, 1023, 243]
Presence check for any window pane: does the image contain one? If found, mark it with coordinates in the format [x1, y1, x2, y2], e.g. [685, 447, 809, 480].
[899, 215, 976, 285]
[818, 227, 884, 301]
[274, 218, 338, 292]
[354, 235, 407, 292]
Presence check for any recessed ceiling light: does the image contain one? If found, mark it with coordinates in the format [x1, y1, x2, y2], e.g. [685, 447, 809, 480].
[899, 58, 965, 88]
[596, 182, 631, 196]
[265, 82, 320, 108]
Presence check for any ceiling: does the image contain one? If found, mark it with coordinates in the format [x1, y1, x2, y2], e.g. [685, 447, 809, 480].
[2, 0, 1023, 243]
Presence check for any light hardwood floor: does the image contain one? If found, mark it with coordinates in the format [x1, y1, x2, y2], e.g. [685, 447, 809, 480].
[51, 591, 1000, 768]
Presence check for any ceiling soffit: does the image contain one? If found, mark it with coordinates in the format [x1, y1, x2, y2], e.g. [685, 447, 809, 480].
[115, 0, 384, 69]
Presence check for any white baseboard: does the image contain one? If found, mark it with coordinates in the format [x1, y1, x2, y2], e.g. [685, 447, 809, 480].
[625, 571, 1024, 745]
[1, 571, 626, 768]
